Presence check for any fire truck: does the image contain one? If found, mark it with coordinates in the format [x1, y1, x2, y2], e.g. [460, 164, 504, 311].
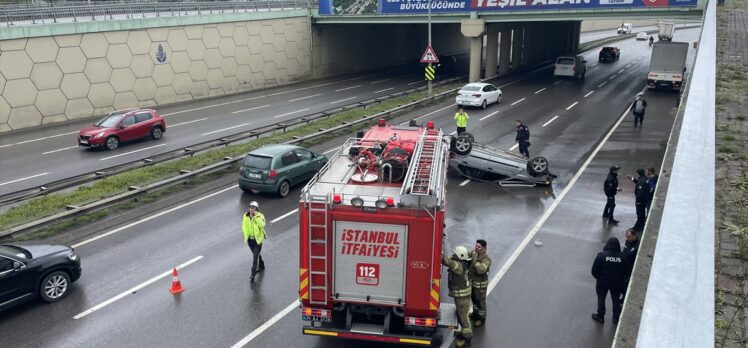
[298, 119, 456, 346]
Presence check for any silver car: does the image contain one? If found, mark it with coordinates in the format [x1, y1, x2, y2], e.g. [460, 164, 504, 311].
[449, 134, 555, 186]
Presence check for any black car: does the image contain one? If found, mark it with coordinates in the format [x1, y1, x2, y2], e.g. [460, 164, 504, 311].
[599, 46, 621, 62]
[0, 244, 82, 311]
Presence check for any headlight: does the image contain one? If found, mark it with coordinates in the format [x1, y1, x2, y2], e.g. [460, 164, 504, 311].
[93, 131, 106, 139]
[66, 252, 78, 261]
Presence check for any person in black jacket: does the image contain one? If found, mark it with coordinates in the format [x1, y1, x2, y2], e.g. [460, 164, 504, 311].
[603, 165, 622, 224]
[591, 237, 625, 325]
[620, 229, 640, 305]
[644, 167, 658, 216]
[515, 120, 530, 158]
[628, 169, 648, 232]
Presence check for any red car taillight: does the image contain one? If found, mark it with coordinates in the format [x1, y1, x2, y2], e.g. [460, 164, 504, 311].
[472, 94, 481, 97]
[268, 170, 278, 178]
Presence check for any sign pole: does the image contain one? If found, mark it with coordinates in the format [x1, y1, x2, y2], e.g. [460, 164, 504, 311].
[428, 0, 432, 97]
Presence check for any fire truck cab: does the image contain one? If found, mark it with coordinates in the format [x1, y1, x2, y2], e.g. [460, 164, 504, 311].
[299, 119, 456, 346]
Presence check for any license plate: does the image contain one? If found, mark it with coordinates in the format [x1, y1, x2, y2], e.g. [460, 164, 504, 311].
[302, 315, 331, 322]
[79, 140, 88, 145]
[248, 173, 261, 179]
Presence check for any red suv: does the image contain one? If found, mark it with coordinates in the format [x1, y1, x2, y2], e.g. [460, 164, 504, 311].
[78, 109, 166, 150]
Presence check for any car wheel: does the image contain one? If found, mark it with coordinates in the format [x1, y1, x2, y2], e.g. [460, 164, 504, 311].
[105, 136, 119, 151]
[39, 271, 71, 303]
[497, 94, 502, 104]
[481, 100, 487, 110]
[151, 126, 163, 140]
[527, 156, 549, 177]
[461, 132, 475, 144]
[453, 135, 473, 156]
[278, 180, 290, 197]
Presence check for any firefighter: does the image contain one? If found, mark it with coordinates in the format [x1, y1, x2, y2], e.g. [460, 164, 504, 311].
[454, 107, 469, 135]
[442, 246, 473, 348]
[468, 239, 492, 328]
[242, 201, 267, 282]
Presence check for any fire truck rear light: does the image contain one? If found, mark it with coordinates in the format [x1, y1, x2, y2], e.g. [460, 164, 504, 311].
[386, 197, 395, 206]
[405, 316, 437, 327]
[378, 119, 386, 127]
[351, 197, 364, 207]
[375, 199, 388, 209]
[302, 307, 331, 318]
[427, 121, 434, 129]
[332, 194, 342, 204]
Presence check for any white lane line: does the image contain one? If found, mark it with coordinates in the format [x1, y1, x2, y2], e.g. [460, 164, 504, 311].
[323, 146, 341, 155]
[407, 80, 423, 85]
[0, 172, 50, 186]
[609, 74, 617, 80]
[509, 143, 519, 151]
[42, 146, 79, 155]
[591, 63, 598, 67]
[534, 88, 546, 94]
[163, 100, 243, 116]
[231, 104, 271, 114]
[459, 179, 471, 187]
[99, 144, 168, 161]
[626, 64, 632, 68]
[9, 131, 79, 146]
[267, 82, 334, 97]
[371, 78, 390, 84]
[542, 115, 560, 127]
[480, 111, 499, 121]
[416, 104, 456, 120]
[510, 98, 526, 106]
[334, 85, 361, 92]
[618, 69, 625, 74]
[553, 81, 563, 85]
[330, 96, 358, 104]
[231, 300, 300, 348]
[598, 81, 608, 88]
[273, 108, 310, 118]
[270, 209, 298, 224]
[288, 94, 322, 102]
[566, 102, 579, 110]
[444, 90, 634, 348]
[73, 256, 204, 320]
[374, 87, 394, 94]
[584, 91, 595, 98]
[201, 123, 251, 136]
[72, 185, 238, 248]
[170, 118, 209, 127]
[0, 144, 13, 148]
[449, 131, 457, 136]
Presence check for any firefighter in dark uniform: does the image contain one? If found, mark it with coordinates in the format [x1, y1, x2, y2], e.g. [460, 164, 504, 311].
[603, 165, 622, 224]
[468, 239, 491, 328]
[442, 246, 473, 348]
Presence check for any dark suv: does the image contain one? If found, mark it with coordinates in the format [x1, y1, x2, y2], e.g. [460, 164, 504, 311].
[0, 244, 82, 311]
[599, 46, 620, 62]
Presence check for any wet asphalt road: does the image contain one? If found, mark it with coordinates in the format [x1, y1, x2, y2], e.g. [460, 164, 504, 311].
[0, 28, 700, 348]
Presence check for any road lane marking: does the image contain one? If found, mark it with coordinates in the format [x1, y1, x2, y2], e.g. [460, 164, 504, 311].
[510, 98, 525, 106]
[553, 81, 563, 85]
[231, 300, 300, 348]
[584, 91, 595, 98]
[0, 144, 13, 148]
[273, 108, 310, 118]
[99, 144, 168, 160]
[371, 78, 390, 84]
[330, 96, 358, 104]
[170, 118, 209, 127]
[0, 172, 50, 186]
[534, 88, 546, 94]
[407, 80, 423, 85]
[509, 143, 519, 151]
[618, 69, 625, 74]
[42, 146, 79, 155]
[201, 123, 251, 136]
[270, 209, 298, 224]
[609, 74, 617, 80]
[542, 115, 560, 127]
[591, 63, 598, 67]
[626, 64, 632, 68]
[598, 81, 608, 88]
[323, 146, 341, 154]
[162, 99, 251, 116]
[334, 85, 361, 92]
[459, 179, 471, 187]
[288, 94, 322, 102]
[449, 131, 457, 136]
[231, 105, 271, 114]
[2, 131, 81, 148]
[416, 104, 456, 120]
[267, 82, 334, 97]
[566, 102, 578, 110]
[73, 256, 204, 320]
[480, 111, 499, 121]
[374, 87, 394, 94]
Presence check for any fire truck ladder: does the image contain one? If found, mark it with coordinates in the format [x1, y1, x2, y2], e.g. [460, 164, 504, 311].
[403, 129, 443, 196]
[307, 193, 330, 306]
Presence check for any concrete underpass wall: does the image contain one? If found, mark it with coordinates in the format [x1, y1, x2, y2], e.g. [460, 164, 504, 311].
[311, 23, 467, 78]
[0, 16, 312, 132]
[581, 19, 660, 32]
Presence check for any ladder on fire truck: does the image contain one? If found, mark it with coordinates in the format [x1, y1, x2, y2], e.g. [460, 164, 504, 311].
[307, 193, 330, 305]
[403, 129, 444, 196]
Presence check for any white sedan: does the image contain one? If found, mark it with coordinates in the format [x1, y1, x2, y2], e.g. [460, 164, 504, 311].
[636, 32, 649, 40]
[455, 83, 502, 109]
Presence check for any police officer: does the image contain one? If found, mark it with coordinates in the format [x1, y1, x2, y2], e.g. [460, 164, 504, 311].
[591, 237, 625, 325]
[628, 169, 648, 232]
[442, 246, 473, 348]
[454, 107, 469, 135]
[468, 239, 492, 328]
[645, 167, 659, 215]
[620, 229, 640, 305]
[632, 94, 648, 127]
[603, 165, 622, 225]
[515, 120, 530, 158]
[242, 201, 267, 282]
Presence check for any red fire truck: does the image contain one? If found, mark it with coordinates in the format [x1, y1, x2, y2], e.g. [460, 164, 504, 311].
[298, 119, 456, 346]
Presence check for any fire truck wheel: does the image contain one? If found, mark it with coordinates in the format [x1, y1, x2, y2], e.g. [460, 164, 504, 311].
[527, 156, 549, 177]
[277, 180, 290, 197]
[453, 135, 473, 156]
[429, 330, 444, 348]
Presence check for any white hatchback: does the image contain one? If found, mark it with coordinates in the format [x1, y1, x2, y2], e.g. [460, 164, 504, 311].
[455, 83, 502, 109]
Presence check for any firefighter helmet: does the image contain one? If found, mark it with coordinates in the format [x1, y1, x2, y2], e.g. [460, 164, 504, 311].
[453, 245, 471, 261]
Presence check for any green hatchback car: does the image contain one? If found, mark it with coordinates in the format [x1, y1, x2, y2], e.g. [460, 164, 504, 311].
[238, 144, 328, 197]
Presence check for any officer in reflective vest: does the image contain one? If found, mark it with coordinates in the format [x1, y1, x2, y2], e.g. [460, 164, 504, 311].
[242, 201, 267, 282]
[454, 107, 469, 135]
[468, 239, 492, 328]
[442, 245, 473, 348]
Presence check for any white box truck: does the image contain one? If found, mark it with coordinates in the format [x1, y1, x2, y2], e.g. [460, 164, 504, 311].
[647, 42, 689, 91]
[658, 22, 674, 42]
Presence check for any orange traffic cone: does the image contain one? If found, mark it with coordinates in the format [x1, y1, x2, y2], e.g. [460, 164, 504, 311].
[169, 267, 184, 294]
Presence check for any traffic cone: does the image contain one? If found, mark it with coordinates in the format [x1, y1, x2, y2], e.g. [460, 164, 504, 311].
[169, 267, 184, 294]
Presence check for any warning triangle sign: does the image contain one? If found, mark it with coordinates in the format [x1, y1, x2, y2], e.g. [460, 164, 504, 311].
[419, 45, 439, 63]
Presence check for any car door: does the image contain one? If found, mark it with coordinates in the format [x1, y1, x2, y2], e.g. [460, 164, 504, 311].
[279, 150, 302, 185]
[116, 115, 138, 142]
[134, 112, 154, 138]
[485, 85, 499, 103]
[294, 149, 316, 181]
[0, 256, 25, 305]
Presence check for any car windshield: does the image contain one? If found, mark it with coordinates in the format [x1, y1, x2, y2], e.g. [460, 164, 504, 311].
[0, 245, 30, 260]
[556, 58, 574, 65]
[243, 155, 272, 169]
[460, 86, 481, 92]
[95, 115, 124, 128]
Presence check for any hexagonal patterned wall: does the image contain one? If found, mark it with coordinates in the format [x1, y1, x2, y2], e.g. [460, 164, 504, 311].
[0, 16, 312, 132]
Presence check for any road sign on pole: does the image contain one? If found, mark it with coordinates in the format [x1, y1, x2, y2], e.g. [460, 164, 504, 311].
[425, 65, 435, 81]
[420, 45, 440, 64]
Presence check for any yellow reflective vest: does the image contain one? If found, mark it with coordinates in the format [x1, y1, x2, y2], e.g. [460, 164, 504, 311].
[454, 112, 469, 127]
[242, 212, 267, 244]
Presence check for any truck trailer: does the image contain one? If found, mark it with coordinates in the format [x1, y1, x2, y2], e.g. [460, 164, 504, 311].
[658, 22, 674, 42]
[299, 119, 456, 346]
[647, 41, 689, 91]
